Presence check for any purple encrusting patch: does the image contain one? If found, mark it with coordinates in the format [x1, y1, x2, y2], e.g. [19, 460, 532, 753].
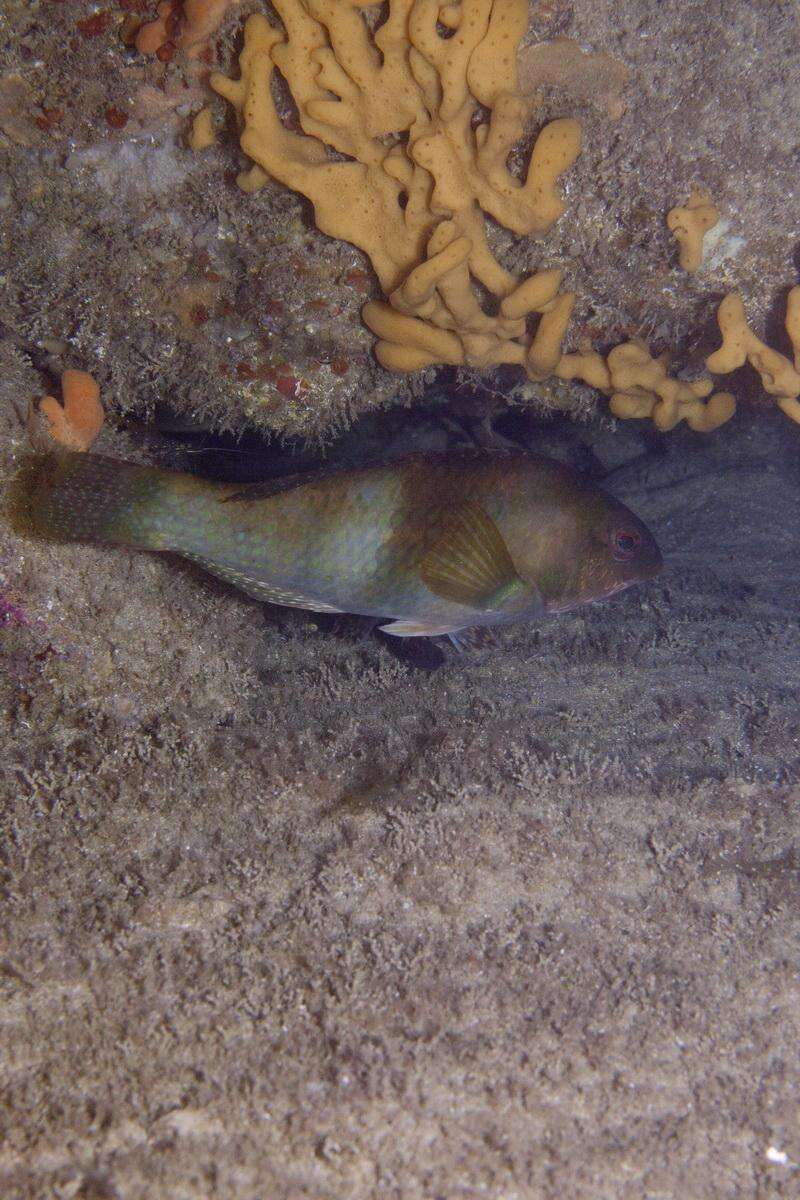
[0, 593, 30, 628]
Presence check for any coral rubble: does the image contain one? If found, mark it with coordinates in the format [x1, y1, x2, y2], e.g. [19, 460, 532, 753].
[211, 1, 582, 377]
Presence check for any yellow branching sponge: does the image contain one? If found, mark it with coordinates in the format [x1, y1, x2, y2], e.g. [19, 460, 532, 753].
[188, 107, 217, 151]
[705, 290, 800, 424]
[553, 287, 800, 433]
[555, 339, 735, 432]
[605, 341, 735, 432]
[211, 1, 582, 376]
[666, 187, 719, 274]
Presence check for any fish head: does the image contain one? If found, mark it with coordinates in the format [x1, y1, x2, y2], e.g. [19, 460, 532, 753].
[533, 486, 663, 613]
[591, 496, 663, 596]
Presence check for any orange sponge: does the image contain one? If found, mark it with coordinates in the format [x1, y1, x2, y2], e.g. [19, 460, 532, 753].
[31, 369, 104, 452]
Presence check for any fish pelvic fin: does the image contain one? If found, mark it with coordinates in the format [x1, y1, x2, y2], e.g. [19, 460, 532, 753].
[420, 502, 540, 613]
[379, 619, 468, 638]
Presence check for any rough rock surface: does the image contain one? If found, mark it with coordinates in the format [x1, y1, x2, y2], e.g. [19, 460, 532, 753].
[1, 0, 799, 435]
[2, 2, 800, 1198]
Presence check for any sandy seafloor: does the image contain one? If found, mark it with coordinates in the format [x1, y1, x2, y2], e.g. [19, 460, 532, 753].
[2, 1, 800, 1198]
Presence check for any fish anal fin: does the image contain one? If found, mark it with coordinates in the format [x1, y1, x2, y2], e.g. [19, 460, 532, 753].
[181, 553, 342, 613]
[420, 503, 533, 611]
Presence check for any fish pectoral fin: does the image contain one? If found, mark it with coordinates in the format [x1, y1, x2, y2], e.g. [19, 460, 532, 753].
[379, 619, 466, 638]
[419, 503, 539, 612]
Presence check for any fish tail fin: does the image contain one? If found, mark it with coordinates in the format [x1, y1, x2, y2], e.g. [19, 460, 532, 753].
[8, 452, 179, 551]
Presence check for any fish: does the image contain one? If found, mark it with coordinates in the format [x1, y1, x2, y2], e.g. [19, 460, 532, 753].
[10, 449, 662, 638]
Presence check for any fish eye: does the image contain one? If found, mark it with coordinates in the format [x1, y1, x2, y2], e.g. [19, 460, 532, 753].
[611, 527, 642, 562]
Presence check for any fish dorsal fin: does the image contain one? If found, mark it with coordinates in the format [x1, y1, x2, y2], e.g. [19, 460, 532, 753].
[220, 466, 341, 505]
[218, 449, 528, 506]
[420, 503, 535, 611]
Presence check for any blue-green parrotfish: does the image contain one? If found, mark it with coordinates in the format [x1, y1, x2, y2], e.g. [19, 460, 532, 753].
[12, 450, 662, 638]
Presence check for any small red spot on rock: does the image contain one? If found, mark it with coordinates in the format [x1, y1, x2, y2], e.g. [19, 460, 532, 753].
[105, 105, 129, 129]
[264, 299, 284, 316]
[77, 10, 113, 37]
[276, 373, 309, 399]
[35, 107, 64, 132]
[306, 299, 327, 313]
[190, 304, 209, 326]
[236, 363, 257, 381]
[329, 359, 349, 375]
[344, 268, 372, 294]
[156, 39, 175, 61]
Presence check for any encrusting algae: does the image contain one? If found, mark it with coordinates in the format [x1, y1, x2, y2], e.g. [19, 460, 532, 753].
[13, 380, 661, 642]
